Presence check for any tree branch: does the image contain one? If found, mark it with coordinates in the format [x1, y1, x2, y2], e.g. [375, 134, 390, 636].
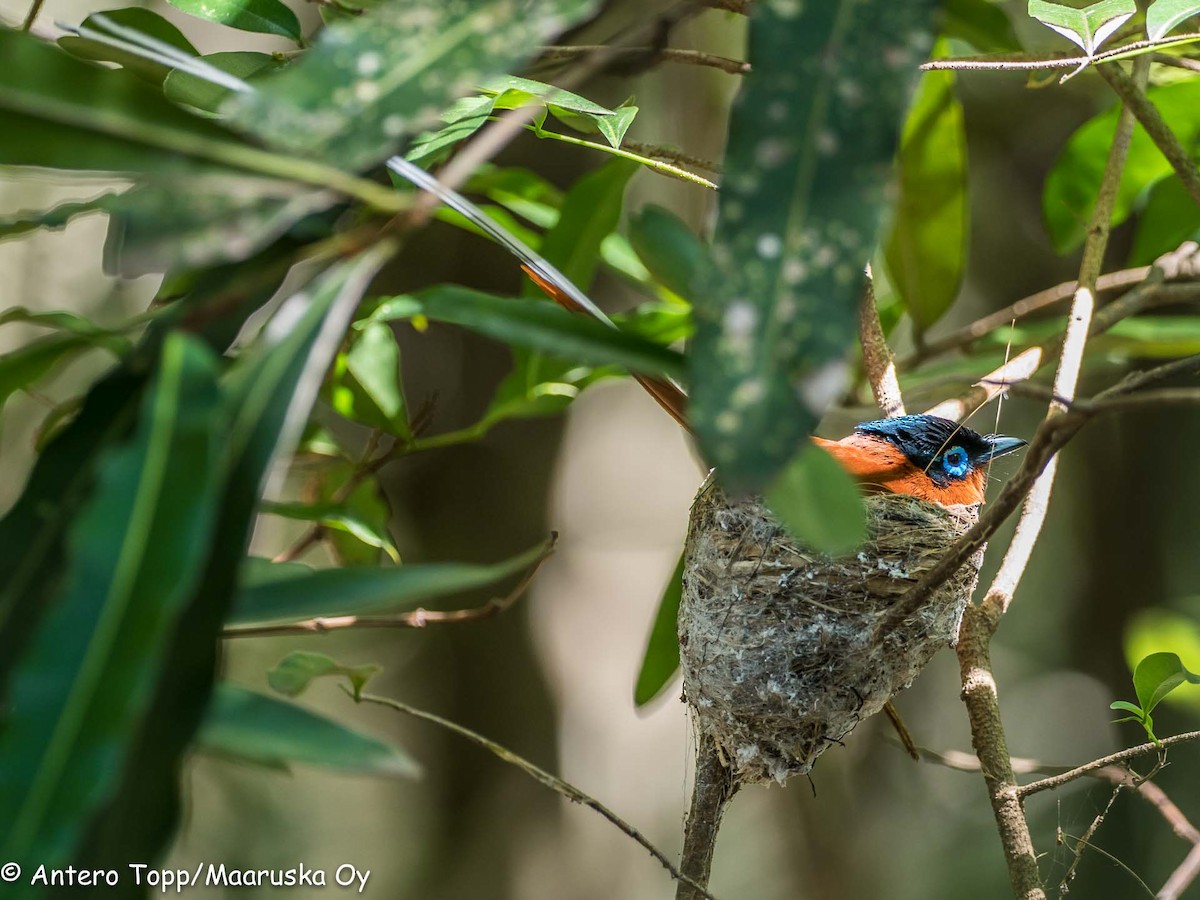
[859, 265, 906, 418]
[356, 692, 721, 900]
[1018, 731, 1200, 798]
[541, 45, 750, 75]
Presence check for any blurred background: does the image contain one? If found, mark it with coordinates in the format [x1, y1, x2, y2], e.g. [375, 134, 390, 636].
[3, 0, 1200, 897]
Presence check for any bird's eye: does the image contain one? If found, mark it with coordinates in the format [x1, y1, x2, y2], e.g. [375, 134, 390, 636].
[942, 446, 970, 478]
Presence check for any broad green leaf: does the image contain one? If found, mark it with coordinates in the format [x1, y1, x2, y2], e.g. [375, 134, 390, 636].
[1045, 81, 1200, 252]
[764, 443, 867, 555]
[262, 499, 400, 562]
[58, 8, 197, 84]
[312, 462, 397, 567]
[228, 538, 549, 626]
[404, 94, 496, 166]
[1027, 0, 1136, 55]
[268, 651, 382, 699]
[885, 38, 968, 331]
[1129, 176, 1200, 265]
[70, 247, 391, 875]
[1109, 699, 1145, 715]
[1132, 651, 1200, 714]
[164, 51, 287, 114]
[692, 0, 936, 492]
[1147, 0, 1200, 41]
[943, 0, 1022, 51]
[327, 319, 410, 438]
[167, 0, 302, 43]
[198, 683, 418, 776]
[1124, 609, 1200, 709]
[0, 335, 225, 867]
[0, 194, 118, 241]
[484, 75, 614, 116]
[375, 286, 685, 379]
[103, 177, 338, 277]
[628, 204, 711, 301]
[634, 553, 684, 707]
[226, 0, 603, 169]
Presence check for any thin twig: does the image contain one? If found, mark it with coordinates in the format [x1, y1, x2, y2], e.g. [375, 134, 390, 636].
[621, 140, 723, 174]
[225, 534, 557, 639]
[919, 34, 1200, 73]
[1059, 783, 1124, 896]
[700, 0, 751, 12]
[20, 0, 45, 30]
[1019, 731, 1200, 798]
[1099, 62, 1200, 209]
[541, 45, 750, 75]
[1152, 52, 1200, 74]
[356, 692, 721, 900]
[859, 265, 906, 418]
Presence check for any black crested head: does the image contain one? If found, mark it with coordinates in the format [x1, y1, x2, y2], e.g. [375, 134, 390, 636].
[854, 414, 1026, 486]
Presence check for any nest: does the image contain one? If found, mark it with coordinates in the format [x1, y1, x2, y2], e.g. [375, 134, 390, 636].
[678, 476, 983, 785]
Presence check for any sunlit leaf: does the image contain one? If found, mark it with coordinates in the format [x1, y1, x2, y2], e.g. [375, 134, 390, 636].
[327, 319, 410, 438]
[885, 38, 968, 331]
[634, 553, 684, 706]
[59, 7, 197, 84]
[691, 0, 936, 492]
[1027, 0, 1136, 55]
[1132, 651, 1200, 714]
[1124, 608, 1200, 709]
[198, 683, 418, 776]
[167, 0, 303, 43]
[1146, 0, 1200, 41]
[262, 499, 400, 563]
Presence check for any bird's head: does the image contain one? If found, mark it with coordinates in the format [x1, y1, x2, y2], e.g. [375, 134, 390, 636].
[853, 414, 1026, 498]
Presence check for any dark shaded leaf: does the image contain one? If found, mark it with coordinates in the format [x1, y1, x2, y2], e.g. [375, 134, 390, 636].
[58, 7, 197, 84]
[691, 0, 936, 492]
[1128, 176, 1200, 265]
[167, 0, 302, 42]
[229, 539, 549, 626]
[164, 51, 287, 114]
[198, 683, 418, 776]
[0, 194, 118, 241]
[628, 204, 711, 301]
[268, 651, 381, 699]
[634, 552, 684, 707]
[942, 0, 1021, 51]
[0, 335, 224, 868]
[0, 334, 127, 417]
[764, 444, 867, 555]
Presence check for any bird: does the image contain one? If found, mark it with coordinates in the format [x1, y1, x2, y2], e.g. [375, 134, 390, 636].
[813, 414, 1027, 507]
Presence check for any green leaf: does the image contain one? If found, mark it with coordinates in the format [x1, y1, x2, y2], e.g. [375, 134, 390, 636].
[268, 651, 382, 699]
[0, 194, 118, 241]
[228, 539, 549, 626]
[314, 464, 397, 567]
[634, 553, 684, 706]
[375, 287, 684, 378]
[262, 499, 400, 563]
[764, 443, 868, 555]
[58, 7, 197, 84]
[484, 75, 614, 116]
[1129, 176, 1200, 266]
[164, 51, 287, 115]
[1146, 0, 1200, 41]
[1109, 699, 1145, 715]
[1027, 0, 1136, 55]
[628, 204, 711, 301]
[103, 177, 338, 277]
[226, 0, 604, 169]
[0, 334, 225, 868]
[884, 38, 968, 331]
[691, 0, 936, 492]
[167, 0, 303, 43]
[404, 94, 496, 166]
[1124, 610, 1200, 706]
[1044, 81, 1200, 253]
[198, 683, 418, 776]
[327, 319, 410, 438]
[943, 0, 1022, 52]
[1133, 651, 1200, 715]
[0, 333, 127, 418]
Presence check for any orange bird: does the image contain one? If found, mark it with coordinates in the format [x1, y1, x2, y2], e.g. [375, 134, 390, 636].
[814, 415, 1026, 507]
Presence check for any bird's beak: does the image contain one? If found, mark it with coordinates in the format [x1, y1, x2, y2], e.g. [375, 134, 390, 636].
[980, 435, 1027, 462]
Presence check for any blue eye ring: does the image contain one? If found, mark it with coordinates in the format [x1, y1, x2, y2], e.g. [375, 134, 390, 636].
[942, 446, 970, 478]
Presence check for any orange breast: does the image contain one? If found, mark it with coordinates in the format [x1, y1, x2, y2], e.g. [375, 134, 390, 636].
[812, 435, 986, 507]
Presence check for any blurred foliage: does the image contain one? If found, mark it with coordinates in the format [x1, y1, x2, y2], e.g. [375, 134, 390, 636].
[2, 0, 1200, 896]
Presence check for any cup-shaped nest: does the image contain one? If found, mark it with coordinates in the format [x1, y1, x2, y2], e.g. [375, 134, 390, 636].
[678, 476, 983, 785]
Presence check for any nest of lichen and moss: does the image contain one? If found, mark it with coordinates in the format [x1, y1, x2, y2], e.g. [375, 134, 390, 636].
[678, 475, 983, 785]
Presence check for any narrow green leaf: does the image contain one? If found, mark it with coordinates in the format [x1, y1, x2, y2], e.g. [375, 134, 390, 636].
[0, 194, 118, 241]
[1027, 0, 1136, 55]
[262, 499, 400, 562]
[404, 94, 496, 166]
[885, 38, 968, 331]
[167, 0, 302, 42]
[268, 651, 382, 699]
[164, 51, 287, 115]
[227, 0, 604, 169]
[375, 286, 685, 379]
[1133, 651, 1200, 715]
[1146, 0, 1200, 41]
[764, 443, 867, 555]
[0, 334, 224, 867]
[1109, 699, 1145, 715]
[1129, 176, 1200, 266]
[628, 204, 711, 301]
[1045, 81, 1200, 252]
[228, 539, 549, 626]
[634, 553, 684, 707]
[198, 683, 418, 776]
[692, 0, 936, 492]
[316, 465, 397, 567]
[484, 75, 613, 116]
[58, 8, 197, 84]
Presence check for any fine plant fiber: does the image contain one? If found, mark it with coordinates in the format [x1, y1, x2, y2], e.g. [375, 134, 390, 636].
[679, 479, 983, 784]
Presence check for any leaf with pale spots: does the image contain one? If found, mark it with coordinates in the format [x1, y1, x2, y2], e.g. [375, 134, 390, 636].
[226, 0, 604, 170]
[690, 0, 937, 493]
